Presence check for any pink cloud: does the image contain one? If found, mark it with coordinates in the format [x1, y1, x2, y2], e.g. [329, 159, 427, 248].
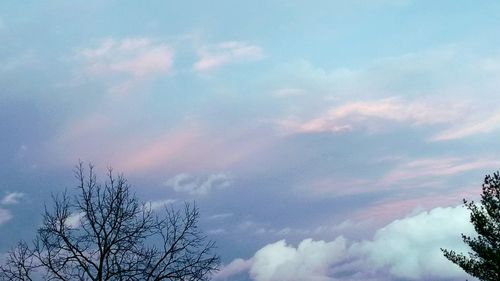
[87, 127, 275, 175]
[330, 98, 456, 124]
[431, 112, 500, 141]
[117, 128, 201, 173]
[110, 46, 173, 78]
[381, 156, 500, 186]
[50, 109, 276, 174]
[194, 41, 263, 71]
[295, 155, 496, 202]
[278, 97, 465, 134]
[52, 126, 204, 174]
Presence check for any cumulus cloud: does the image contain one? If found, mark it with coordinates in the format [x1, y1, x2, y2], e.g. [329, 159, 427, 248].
[79, 38, 174, 78]
[355, 205, 474, 280]
[214, 258, 253, 280]
[216, 238, 347, 281]
[219, 205, 474, 281]
[0, 209, 13, 225]
[250, 238, 348, 281]
[1, 192, 25, 205]
[194, 41, 263, 71]
[164, 173, 233, 195]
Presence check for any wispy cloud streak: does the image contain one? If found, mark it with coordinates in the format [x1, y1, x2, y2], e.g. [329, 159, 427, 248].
[194, 41, 262, 71]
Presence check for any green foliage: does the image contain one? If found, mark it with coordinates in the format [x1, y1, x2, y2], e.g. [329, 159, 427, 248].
[441, 172, 500, 281]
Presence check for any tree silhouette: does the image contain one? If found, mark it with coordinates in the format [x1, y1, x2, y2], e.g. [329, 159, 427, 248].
[441, 172, 500, 281]
[0, 162, 219, 281]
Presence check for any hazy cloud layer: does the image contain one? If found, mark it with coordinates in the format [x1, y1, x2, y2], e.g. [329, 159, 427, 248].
[2, 3, 500, 280]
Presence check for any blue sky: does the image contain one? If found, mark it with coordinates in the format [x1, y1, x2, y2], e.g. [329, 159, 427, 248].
[1, 1, 500, 280]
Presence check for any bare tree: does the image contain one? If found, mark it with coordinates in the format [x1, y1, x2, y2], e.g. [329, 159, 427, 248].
[1, 162, 219, 281]
[0, 242, 36, 281]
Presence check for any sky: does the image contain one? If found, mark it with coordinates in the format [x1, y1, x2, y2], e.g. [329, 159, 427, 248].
[1, 1, 500, 280]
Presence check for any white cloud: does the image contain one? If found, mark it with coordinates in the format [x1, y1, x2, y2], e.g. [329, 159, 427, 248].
[1, 192, 25, 205]
[216, 238, 347, 281]
[65, 212, 85, 229]
[194, 41, 263, 71]
[208, 213, 234, 220]
[164, 173, 233, 195]
[214, 258, 253, 280]
[0, 209, 13, 225]
[147, 199, 177, 211]
[251, 238, 347, 281]
[79, 38, 174, 78]
[354, 205, 474, 280]
[219, 205, 474, 281]
[330, 98, 460, 124]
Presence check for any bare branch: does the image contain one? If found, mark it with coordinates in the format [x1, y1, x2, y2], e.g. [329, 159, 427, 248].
[1, 163, 219, 281]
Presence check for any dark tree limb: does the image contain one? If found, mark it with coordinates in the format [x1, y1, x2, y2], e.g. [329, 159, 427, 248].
[1, 162, 219, 281]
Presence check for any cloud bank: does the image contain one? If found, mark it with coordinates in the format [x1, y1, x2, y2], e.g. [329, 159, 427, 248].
[249, 238, 347, 281]
[216, 205, 475, 281]
[355, 206, 474, 280]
